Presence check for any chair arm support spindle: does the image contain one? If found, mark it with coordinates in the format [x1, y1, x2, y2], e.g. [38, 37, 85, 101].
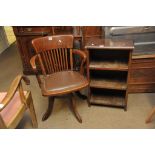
[30, 55, 38, 73]
[72, 49, 87, 75]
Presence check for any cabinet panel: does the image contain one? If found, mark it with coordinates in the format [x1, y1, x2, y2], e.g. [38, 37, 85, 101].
[129, 84, 155, 93]
[130, 68, 155, 83]
[16, 36, 42, 74]
[129, 57, 155, 93]
[131, 58, 155, 69]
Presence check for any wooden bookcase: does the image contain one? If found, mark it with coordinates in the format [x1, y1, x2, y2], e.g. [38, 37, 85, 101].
[85, 38, 134, 110]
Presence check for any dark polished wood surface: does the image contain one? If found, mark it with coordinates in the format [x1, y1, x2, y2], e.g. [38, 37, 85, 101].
[129, 56, 155, 93]
[85, 38, 134, 50]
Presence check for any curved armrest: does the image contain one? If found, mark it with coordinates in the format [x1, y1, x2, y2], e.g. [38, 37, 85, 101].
[72, 49, 87, 74]
[73, 49, 87, 62]
[0, 75, 30, 112]
[30, 55, 42, 87]
[30, 55, 38, 73]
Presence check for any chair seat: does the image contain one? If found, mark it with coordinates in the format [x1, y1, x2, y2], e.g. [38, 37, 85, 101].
[0, 92, 27, 126]
[41, 71, 89, 96]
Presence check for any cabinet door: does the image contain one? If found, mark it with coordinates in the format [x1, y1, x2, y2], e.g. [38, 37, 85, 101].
[16, 36, 42, 74]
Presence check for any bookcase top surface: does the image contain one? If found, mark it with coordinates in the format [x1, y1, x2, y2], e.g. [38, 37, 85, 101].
[85, 38, 134, 50]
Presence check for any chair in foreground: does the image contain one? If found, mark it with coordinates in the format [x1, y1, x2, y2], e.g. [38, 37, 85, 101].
[146, 107, 155, 123]
[0, 75, 38, 129]
[30, 35, 89, 123]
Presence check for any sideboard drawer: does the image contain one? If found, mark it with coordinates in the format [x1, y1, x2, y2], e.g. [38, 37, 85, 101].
[130, 68, 155, 84]
[14, 26, 52, 36]
[131, 58, 155, 69]
[129, 83, 155, 93]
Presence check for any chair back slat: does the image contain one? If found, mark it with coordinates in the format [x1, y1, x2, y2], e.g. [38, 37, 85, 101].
[65, 48, 69, 70]
[55, 49, 61, 71]
[47, 50, 54, 72]
[41, 51, 51, 73]
[70, 49, 73, 70]
[50, 50, 57, 72]
[32, 35, 74, 75]
[38, 54, 46, 75]
[58, 48, 63, 70]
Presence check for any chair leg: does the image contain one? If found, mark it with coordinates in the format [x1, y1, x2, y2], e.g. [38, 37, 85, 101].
[29, 101, 38, 128]
[146, 107, 155, 123]
[70, 93, 82, 123]
[75, 91, 87, 100]
[28, 93, 38, 128]
[42, 96, 54, 121]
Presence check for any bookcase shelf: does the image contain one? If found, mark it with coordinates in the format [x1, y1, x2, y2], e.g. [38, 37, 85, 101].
[90, 70, 127, 90]
[89, 61, 128, 71]
[90, 89, 126, 107]
[90, 78, 127, 90]
[85, 39, 134, 110]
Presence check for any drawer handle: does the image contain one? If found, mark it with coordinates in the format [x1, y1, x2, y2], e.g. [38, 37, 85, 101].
[144, 26, 150, 30]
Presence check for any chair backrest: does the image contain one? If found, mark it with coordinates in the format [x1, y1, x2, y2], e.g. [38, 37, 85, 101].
[32, 35, 74, 75]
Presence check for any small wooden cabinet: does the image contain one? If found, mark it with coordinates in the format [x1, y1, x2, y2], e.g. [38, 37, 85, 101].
[85, 38, 134, 110]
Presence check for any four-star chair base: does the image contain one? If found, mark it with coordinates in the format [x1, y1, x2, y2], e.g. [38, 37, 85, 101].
[42, 92, 87, 123]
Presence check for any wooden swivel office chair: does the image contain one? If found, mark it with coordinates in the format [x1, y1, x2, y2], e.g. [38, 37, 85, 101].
[0, 75, 38, 129]
[30, 35, 89, 123]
